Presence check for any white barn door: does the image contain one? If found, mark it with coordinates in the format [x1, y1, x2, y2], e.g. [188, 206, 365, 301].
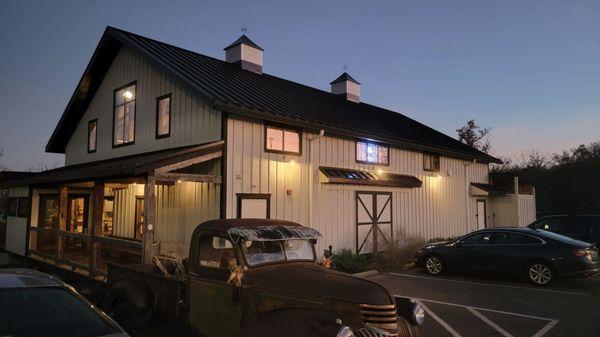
[356, 192, 393, 254]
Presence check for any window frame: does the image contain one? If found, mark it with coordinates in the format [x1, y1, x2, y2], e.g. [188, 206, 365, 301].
[237, 193, 271, 219]
[112, 81, 137, 148]
[87, 119, 97, 153]
[17, 197, 31, 218]
[423, 152, 440, 172]
[155, 93, 171, 139]
[8, 197, 18, 217]
[264, 124, 302, 155]
[195, 231, 237, 281]
[355, 140, 390, 166]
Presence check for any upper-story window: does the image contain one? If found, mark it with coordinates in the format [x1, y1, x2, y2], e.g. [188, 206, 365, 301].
[423, 152, 440, 172]
[156, 94, 171, 138]
[356, 140, 389, 165]
[113, 82, 136, 147]
[265, 125, 301, 154]
[88, 119, 97, 153]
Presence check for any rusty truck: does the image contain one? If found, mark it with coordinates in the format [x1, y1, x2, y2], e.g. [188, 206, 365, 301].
[102, 219, 424, 337]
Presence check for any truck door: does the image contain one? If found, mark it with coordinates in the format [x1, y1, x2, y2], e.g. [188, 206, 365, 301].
[188, 232, 241, 337]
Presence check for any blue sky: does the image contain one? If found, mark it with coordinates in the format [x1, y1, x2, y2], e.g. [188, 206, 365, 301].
[1, 0, 599, 170]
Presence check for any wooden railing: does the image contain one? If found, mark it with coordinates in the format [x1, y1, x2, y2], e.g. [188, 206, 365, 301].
[28, 227, 142, 278]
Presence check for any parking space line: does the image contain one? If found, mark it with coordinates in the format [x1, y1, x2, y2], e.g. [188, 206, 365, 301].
[390, 272, 589, 296]
[532, 320, 559, 337]
[467, 307, 514, 337]
[415, 300, 463, 337]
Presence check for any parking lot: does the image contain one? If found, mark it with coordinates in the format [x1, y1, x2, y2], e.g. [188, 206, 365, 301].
[372, 270, 600, 337]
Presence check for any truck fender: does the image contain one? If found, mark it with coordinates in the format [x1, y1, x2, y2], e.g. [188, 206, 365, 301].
[103, 280, 153, 328]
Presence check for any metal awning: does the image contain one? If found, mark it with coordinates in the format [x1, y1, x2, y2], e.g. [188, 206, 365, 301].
[470, 183, 506, 196]
[0, 141, 223, 188]
[319, 166, 422, 188]
[228, 225, 322, 241]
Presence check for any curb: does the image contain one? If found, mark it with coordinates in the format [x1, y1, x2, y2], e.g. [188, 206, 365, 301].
[353, 270, 379, 278]
[402, 262, 415, 269]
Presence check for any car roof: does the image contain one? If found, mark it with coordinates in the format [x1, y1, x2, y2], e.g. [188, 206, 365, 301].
[0, 269, 63, 289]
[473, 227, 591, 247]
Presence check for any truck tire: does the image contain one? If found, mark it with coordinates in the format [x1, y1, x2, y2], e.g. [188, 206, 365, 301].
[103, 281, 153, 329]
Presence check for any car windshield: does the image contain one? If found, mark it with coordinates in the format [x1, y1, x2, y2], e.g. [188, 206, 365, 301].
[242, 239, 315, 266]
[0, 287, 122, 337]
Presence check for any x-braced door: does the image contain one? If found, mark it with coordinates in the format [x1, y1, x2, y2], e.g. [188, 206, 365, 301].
[356, 192, 393, 254]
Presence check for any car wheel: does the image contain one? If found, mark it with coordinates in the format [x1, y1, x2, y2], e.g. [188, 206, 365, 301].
[526, 261, 554, 286]
[424, 255, 444, 275]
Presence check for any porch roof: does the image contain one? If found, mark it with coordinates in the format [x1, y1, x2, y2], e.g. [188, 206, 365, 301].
[0, 140, 223, 188]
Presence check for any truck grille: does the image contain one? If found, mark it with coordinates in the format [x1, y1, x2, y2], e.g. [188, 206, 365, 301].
[359, 303, 399, 336]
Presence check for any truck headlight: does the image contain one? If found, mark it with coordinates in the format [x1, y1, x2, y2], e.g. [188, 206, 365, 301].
[412, 304, 425, 326]
[336, 325, 354, 337]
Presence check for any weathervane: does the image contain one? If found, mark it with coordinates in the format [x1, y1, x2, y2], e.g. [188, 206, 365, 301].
[343, 63, 348, 71]
[241, 25, 247, 33]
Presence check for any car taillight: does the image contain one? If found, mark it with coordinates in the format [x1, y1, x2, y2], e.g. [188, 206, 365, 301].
[572, 248, 592, 261]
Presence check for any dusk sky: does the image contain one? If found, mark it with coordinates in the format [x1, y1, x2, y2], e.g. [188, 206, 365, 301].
[1, 0, 599, 170]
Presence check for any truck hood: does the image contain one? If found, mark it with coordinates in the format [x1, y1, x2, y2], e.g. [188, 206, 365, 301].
[244, 262, 393, 305]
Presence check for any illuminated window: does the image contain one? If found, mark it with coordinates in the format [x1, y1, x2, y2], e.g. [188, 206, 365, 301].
[265, 125, 301, 154]
[113, 82, 136, 146]
[156, 94, 171, 138]
[423, 153, 440, 172]
[356, 141, 389, 165]
[88, 119, 97, 153]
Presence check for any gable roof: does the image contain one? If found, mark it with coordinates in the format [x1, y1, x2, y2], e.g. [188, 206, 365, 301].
[330, 72, 360, 85]
[46, 26, 500, 164]
[223, 34, 264, 51]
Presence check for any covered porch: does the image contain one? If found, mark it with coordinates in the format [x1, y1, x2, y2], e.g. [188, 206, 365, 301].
[2, 141, 223, 279]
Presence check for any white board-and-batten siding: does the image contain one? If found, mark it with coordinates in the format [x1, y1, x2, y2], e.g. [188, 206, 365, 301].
[225, 116, 490, 254]
[65, 47, 221, 166]
[112, 182, 220, 256]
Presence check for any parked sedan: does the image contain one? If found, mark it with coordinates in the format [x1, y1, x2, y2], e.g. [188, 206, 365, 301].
[0, 268, 128, 337]
[415, 228, 600, 285]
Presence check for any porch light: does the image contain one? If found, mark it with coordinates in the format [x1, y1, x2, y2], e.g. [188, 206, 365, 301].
[123, 91, 133, 99]
[376, 169, 384, 175]
[289, 159, 297, 165]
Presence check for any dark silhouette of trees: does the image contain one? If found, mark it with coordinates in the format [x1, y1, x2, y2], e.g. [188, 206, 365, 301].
[456, 120, 492, 153]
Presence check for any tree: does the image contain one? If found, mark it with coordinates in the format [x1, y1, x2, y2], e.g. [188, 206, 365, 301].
[0, 148, 6, 171]
[456, 120, 491, 153]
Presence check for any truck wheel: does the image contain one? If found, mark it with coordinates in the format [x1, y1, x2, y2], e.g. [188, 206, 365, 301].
[103, 281, 153, 329]
[397, 317, 421, 337]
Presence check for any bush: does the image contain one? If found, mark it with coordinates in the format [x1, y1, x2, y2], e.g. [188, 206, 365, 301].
[370, 232, 426, 272]
[331, 249, 369, 274]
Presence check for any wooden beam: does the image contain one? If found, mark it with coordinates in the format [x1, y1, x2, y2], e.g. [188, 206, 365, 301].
[89, 180, 104, 276]
[155, 172, 222, 184]
[142, 173, 156, 264]
[57, 185, 68, 259]
[155, 151, 222, 173]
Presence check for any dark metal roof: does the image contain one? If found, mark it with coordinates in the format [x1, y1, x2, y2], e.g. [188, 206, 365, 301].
[223, 34, 264, 51]
[330, 72, 360, 85]
[320, 166, 422, 188]
[46, 26, 500, 164]
[2, 141, 223, 188]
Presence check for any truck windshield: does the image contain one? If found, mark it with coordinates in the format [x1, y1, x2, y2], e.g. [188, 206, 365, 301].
[242, 239, 315, 266]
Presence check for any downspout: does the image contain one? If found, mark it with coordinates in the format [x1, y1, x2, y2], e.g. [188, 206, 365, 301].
[307, 130, 325, 228]
[464, 159, 476, 233]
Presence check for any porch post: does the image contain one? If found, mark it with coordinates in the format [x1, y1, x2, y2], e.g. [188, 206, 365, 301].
[513, 176, 520, 227]
[142, 173, 156, 264]
[57, 185, 68, 259]
[89, 180, 104, 276]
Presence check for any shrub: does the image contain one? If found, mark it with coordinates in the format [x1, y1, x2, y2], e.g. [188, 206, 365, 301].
[331, 249, 369, 274]
[370, 231, 426, 272]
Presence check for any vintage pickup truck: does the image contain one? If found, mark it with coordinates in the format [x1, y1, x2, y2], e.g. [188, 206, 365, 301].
[102, 219, 424, 337]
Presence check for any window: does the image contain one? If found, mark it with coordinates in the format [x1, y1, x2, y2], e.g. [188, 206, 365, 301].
[17, 197, 30, 218]
[197, 234, 236, 270]
[356, 141, 389, 165]
[494, 232, 542, 245]
[88, 119, 97, 153]
[8, 198, 18, 217]
[113, 82, 136, 147]
[38, 195, 59, 229]
[531, 217, 564, 232]
[237, 194, 270, 219]
[156, 94, 171, 138]
[460, 232, 493, 246]
[241, 239, 316, 267]
[423, 152, 440, 172]
[265, 125, 301, 154]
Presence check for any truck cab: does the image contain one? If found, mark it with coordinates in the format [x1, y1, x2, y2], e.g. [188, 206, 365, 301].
[104, 219, 424, 337]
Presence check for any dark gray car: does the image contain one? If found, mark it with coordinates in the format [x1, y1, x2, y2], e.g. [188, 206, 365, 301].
[0, 268, 129, 337]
